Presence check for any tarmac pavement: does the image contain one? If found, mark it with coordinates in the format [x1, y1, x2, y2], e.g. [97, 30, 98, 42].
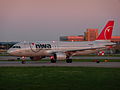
[0, 61, 120, 68]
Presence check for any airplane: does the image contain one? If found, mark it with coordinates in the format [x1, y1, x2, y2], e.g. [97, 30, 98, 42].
[7, 20, 115, 63]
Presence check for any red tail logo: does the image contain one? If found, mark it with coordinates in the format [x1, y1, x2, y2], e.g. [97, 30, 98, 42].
[96, 21, 114, 40]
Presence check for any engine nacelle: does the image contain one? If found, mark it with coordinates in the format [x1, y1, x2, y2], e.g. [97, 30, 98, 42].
[56, 53, 67, 60]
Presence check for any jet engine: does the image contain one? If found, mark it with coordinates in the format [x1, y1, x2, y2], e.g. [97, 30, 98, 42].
[52, 53, 67, 60]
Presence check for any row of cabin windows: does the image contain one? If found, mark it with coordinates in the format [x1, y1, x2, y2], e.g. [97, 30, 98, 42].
[12, 46, 21, 48]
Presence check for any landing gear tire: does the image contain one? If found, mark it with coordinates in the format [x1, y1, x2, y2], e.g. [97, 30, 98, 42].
[66, 59, 72, 63]
[51, 59, 57, 63]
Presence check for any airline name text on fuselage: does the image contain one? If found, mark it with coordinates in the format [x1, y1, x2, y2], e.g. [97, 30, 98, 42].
[35, 44, 51, 49]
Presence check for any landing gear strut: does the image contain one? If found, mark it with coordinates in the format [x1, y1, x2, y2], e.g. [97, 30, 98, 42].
[21, 56, 26, 64]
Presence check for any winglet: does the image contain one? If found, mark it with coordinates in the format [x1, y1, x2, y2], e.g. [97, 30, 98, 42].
[96, 21, 114, 40]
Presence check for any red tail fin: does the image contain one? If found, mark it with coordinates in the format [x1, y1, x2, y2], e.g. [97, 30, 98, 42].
[96, 21, 114, 40]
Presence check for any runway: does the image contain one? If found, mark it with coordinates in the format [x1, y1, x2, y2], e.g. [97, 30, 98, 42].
[0, 56, 120, 68]
[0, 56, 120, 60]
[0, 61, 120, 68]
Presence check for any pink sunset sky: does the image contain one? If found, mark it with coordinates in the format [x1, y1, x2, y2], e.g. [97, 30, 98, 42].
[0, 0, 120, 41]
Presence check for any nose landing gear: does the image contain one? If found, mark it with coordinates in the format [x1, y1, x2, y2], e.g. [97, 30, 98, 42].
[21, 56, 26, 64]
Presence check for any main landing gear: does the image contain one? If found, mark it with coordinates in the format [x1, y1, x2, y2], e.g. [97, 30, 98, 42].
[66, 59, 72, 63]
[50, 54, 57, 63]
[66, 56, 72, 63]
[51, 58, 57, 63]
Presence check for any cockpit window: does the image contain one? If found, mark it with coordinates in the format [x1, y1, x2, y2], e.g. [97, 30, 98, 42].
[12, 46, 21, 48]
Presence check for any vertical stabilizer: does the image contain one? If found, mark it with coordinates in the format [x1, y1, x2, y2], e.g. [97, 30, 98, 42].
[96, 21, 114, 40]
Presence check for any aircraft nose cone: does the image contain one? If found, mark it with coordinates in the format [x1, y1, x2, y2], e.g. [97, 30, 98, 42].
[7, 49, 11, 54]
[7, 49, 14, 55]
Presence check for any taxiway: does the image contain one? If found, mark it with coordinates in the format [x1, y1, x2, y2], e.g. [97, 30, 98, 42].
[0, 61, 120, 68]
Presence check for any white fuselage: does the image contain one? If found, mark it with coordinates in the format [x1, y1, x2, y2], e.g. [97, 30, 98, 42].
[7, 40, 114, 57]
